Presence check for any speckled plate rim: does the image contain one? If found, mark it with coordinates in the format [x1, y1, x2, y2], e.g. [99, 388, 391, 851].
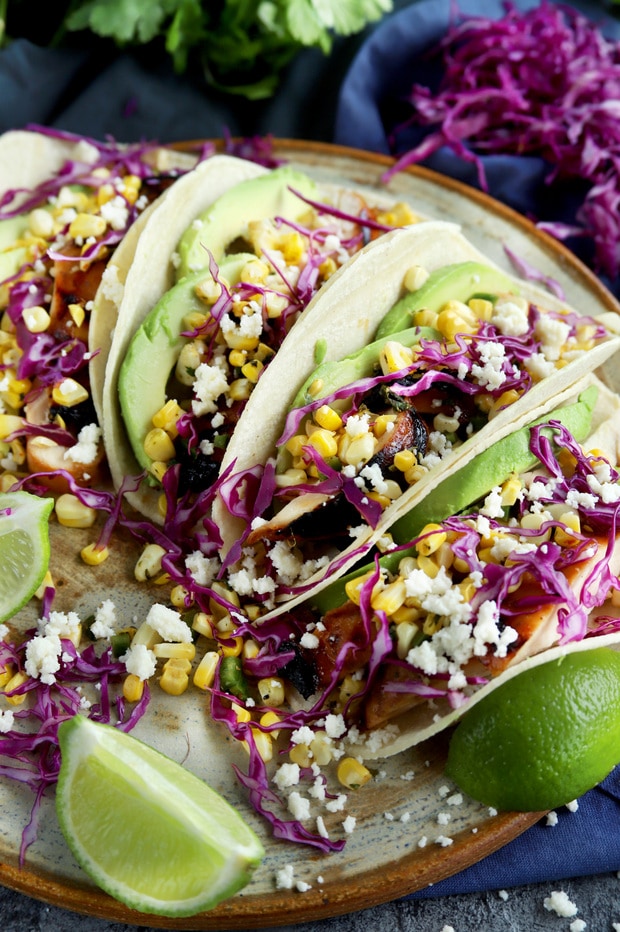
[1, 138, 618, 930]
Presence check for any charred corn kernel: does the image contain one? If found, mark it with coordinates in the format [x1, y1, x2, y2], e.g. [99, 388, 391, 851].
[221, 636, 244, 658]
[134, 543, 167, 582]
[337, 757, 372, 790]
[55, 493, 97, 528]
[215, 614, 235, 636]
[338, 675, 363, 704]
[153, 641, 196, 661]
[144, 427, 176, 462]
[416, 524, 447, 557]
[373, 414, 396, 437]
[314, 404, 343, 431]
[4, 670, 28, 705]
[423, 613, 445, 635]
[371, 578, 407, 615]
[192, 612, 215, 638]
[80, 543, 109, 565]
[275, 467, 308, 488]
[468, 297, 494, 321]
[175, 343, 203, 386]
[241, 359, 264, 383]
[210, 581, 240, 609]
[228, 349, 247, 369]
[22, 305, 50, 333]
[242, 637, 260, 659]
[68, 302, 85, 328]
[34, 570, 54, 600]
[160, 658, 191, 696]
[0, 415, 24, 439]
[289, 743, 313, 767]
[404, 463, 428, 486]
[433, 411, 460, 434]
[380, 340, 414, 374]
[150, 461, 169, 484]
[307, 428, 338, 459]
[228, 377, 252, 401]
[254, 342, 275, 363]
[123, 674, 144, 703]
[365, 491, 388, 508]
[260, 710, 282, 738]
[310, 732, 334, 766]
[170, 584, 192, 609]
[404, 264, 430, 292]
[393, 449, 417, 472]
[257, 677, 285, 706]
[29, 207, 55, 237]
[69, 213, 107, 240]
[395, 620, 420, 658]
[52, 378, 89, 407]
[490, 389, 521, 416]
[343, 433, 375, 468]
[193, 651, 220, 690]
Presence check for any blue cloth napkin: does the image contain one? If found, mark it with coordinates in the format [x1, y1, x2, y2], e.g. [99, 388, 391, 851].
[335, 0, 620, 298]
[335, 0, 620, 895]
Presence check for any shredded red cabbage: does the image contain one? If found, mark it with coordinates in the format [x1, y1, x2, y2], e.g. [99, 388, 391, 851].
[382, 2, 620, 281]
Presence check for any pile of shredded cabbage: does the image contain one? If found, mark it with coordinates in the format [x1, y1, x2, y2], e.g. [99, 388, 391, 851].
[383, 1, 620, 282]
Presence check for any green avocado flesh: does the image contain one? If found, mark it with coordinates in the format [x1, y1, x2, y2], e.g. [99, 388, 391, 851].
[119, 253, 253, 471]
[310, 385, 598, 615]
[0, 214, 32, 282]
[375, 261, 517, 339]
[174, 166, 319, 280]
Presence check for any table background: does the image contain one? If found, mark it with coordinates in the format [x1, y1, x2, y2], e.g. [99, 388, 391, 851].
[2, 0, 620, 927]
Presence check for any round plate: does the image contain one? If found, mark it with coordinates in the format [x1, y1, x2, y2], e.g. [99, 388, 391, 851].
[2, 139, 618, 929]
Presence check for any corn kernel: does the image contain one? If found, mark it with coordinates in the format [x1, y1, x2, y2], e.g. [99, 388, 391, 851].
[416, 524, 447, 557]
[259, 710, 282, 737]
[314, 404, 343, 432]
[170, 584, 192, 609]
[433, 412, 460, 434]
[413, 308, 438, 328]
[500, 475, 522, 506]
[176, 342, 203, 386]
[310, 731, 334, 766]
[241, 259, 269, 283]
[22, 305, 50, 333]
[380, 340, 414, 374]
[224, 330, 260, 352]
[52, 378, 89, 407]
[241, 359, 264, 383]
[55, 493, 97, 528]
[228, 377, 253, 401]
[373, 414, 397, 437]
[371, 578, 407, 616]
[403, 264, 430, 292]
[242, 636, 260, 657]
[193, 651, 219, 690]
[134, 543, 167, 582]
[150, 461, 169, 483]
[247, 726, 273, 762]
[68, 302, 85, 328]
[422, 613, 445, 635]
[231, 701, 252, 724]
[0, 665, 13, 689]
[395, 620, 419, 659]
[0, 473, 20, 492]
[393, 449, 417, 472]
[307, 378, 324, 398]
[404, 463, 428, 486]
[29, 208, 55, 237]
[69, 213, 107, 240]
[153, 642, 196, 660]
[342, 433, 375, 468]
[34, 570, 54, 600]
[319, 256, 338, 279]
[80, 543, 109, 565]
[123, 674, 145, 702]
[144, 427, 176, 462]
[220, 636, 244, 658]
[0, 415, 24, 439]
[490, 389, 521, 417]
[468, 297, 494, 321]
[3, 670, 28, 705]
[275, 467, 308, 488]
[257, 677, 285, 706]
[194, 276, 222, 304]
[160, 658, 191, 696]
[337, 757, 372, 790]
[289, 743, 313, 768]
[308, 428, 338, 459]
[192, 612, 215, 639]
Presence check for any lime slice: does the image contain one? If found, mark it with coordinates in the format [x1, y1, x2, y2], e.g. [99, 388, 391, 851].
[0, 490, 54, 623]
[445, 647, 620, 812]
[55, 715, 264, 917]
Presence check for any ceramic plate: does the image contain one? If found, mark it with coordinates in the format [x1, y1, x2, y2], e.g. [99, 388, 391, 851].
[2, 140, 618, 929]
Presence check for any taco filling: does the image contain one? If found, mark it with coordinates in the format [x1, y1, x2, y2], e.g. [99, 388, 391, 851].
[217, 270, 618, 605]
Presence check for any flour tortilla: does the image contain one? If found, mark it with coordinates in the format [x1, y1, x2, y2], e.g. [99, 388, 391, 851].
[215, 223, 620, 612]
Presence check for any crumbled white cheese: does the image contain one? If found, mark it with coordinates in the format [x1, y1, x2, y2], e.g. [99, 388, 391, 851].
[471, 341, 507, 391]
[25, 633, 62, 684]
[324, 713, 346, 739]
[185, 551, 220, 587]
[0, 709, 15, 733]
[342, 815, 356, 834]
[99, 263, 124, 305]
[535, 316, 571, 361]
[0, 623, 9, 641]
[100, 194, 130, 230]
[273, 763, 301, 789]
[569, 920, 587, 932]
[492, 296, 530, 336]
[300, 631, 319, 650]
[90, 599, 118, 639]
[543, 890, 578, 917]
[546, 811, 559, 827]
[146, 604, 192, 642]
[275, 864, 294, 890]
[287, 791, 311, 821]
[122, 643, 157, 681]
[191, 362, 229, 416]
[345, 413, 371, 438]
[64, 423, 102, 464]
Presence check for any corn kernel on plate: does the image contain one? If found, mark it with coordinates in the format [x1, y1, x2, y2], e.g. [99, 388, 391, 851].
[2, 138, 620, 928]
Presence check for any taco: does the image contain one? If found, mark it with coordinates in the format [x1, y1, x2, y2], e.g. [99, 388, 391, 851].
[0, 127, 197, 492]
[237, 378, 620, 761]
[105, 160, 425, 522]
[213, 223, 620, 615]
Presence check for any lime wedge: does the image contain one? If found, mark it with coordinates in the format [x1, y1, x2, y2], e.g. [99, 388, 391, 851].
[55, 715, 264, 917]
[0, 490, 54, 623]
[445, 647, 620, 811]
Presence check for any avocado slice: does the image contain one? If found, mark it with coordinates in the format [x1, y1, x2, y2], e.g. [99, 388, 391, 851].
[175, 166, 320, 280]
[0, 214, 33, 283]
[310, 385, 598, 615]
[119, 252, 255, 472]
[375, 261, 517, 339]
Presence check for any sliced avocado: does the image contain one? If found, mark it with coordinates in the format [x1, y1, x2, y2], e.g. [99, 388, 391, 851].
[375, 261, 517, 339]
[310, 385, 598, 615]
[119, 252, 254, 472]
[0, 214, 32, 282]
[175, 166, 320, 280]
[291, 325, 442, 410]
